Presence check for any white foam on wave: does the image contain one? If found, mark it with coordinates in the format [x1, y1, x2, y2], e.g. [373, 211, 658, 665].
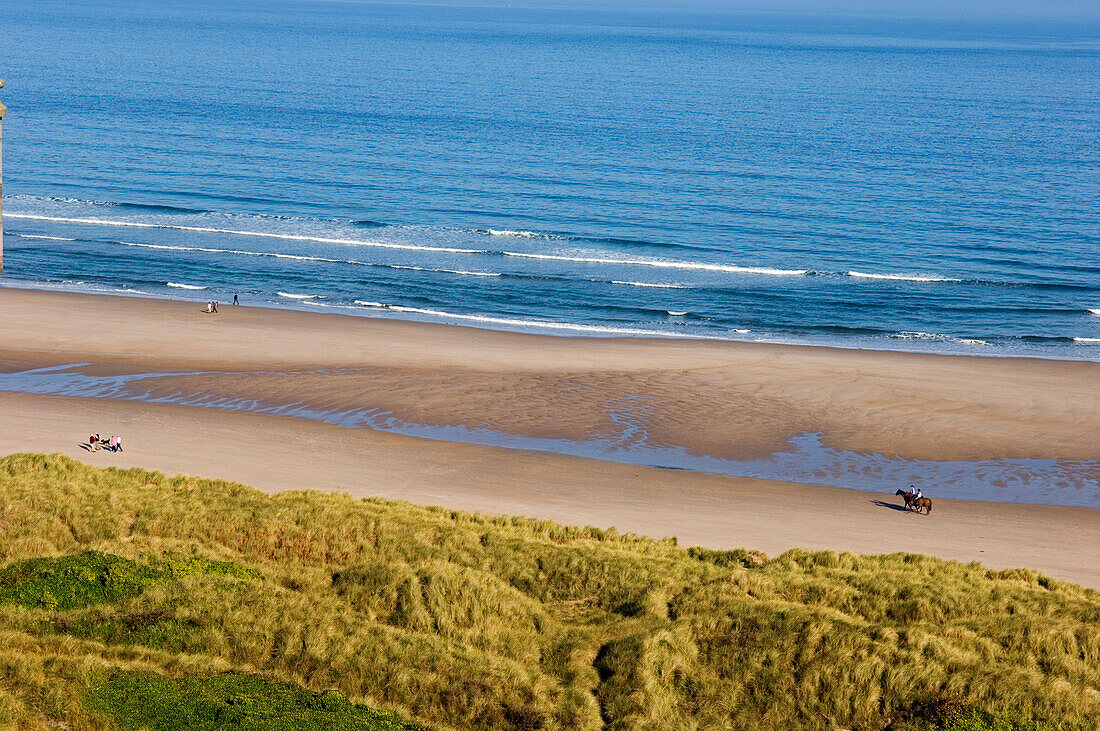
[277, 292, 324, 300]
[12, 213, 811, 278]
[891, 331, 943, 341]
[1073, 337, 1100, 343]
[13, 233, 78, 241]
[166, 282, 207, 290]
[119, 241, 340, 262]
[891, 331, 989, 345]
[351, 301, 710, 338]
[666, 311, 688, 316]
[10, 279, 155, 297]
[507, 252, 806, 276]
[848, 271, 961, 282]
[6, 214, 488, 255]
[610, 280, 689, 289]
[484, 229, 550, 239]
[114, 241, 501, 279]
[88, 286, 155, 296]
[1088, 309, 1100, 317]
[301, 301, 362, 311]
[733, 329, 751, 334]
[389, 264, 501, 277]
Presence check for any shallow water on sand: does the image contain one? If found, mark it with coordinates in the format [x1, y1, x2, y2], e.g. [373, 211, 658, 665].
[2, 364, 1095, 508]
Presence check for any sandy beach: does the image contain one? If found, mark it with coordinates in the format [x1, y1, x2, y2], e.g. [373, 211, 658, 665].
[0, 287, 1097, 587]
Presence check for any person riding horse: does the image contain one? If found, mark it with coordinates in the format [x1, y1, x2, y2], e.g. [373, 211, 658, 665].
[895, 485, 932, 515]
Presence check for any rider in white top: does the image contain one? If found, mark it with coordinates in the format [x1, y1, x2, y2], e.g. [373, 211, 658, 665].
[913, 487, 923, 500]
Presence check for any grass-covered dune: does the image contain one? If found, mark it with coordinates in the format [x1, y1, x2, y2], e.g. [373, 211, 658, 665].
[0, 454, 1096, 730]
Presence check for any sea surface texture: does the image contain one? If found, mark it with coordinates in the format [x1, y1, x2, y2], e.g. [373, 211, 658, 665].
[2, 1, 1098, 357]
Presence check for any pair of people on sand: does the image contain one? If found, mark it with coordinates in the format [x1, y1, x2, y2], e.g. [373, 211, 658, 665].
[88, 433, 123, 452]
[205, 296, 239, 312]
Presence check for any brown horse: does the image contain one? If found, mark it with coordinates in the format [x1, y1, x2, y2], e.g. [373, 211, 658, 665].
[895, 489, 933, 515]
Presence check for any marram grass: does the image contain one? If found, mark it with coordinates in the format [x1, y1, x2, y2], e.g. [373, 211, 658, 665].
[0, 453, 1096, 730]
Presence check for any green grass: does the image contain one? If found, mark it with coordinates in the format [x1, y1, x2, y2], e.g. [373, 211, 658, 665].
[0, 550, 259, 611]
[84, 671, 417, 730]
[0, 452, 1097, 730]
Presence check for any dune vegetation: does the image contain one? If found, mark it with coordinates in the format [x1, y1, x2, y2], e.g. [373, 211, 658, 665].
[0, 453, 1096, 730]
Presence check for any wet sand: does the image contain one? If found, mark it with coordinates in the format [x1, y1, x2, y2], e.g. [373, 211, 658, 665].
[2, 288, 1097, 463]
[0, 288, 1097, 587]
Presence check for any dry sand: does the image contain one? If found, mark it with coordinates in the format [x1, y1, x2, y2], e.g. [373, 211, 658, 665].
[0, 288, 1097, 587]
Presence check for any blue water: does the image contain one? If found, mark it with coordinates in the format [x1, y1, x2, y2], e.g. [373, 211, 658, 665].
[2, 1, 1099, 355]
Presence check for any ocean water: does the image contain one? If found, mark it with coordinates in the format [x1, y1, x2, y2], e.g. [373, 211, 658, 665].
[1, 1, 1099, 356]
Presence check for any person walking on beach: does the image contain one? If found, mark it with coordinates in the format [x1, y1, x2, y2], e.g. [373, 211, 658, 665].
[212, 300, 219, 313]
[233, 293, 239, 305]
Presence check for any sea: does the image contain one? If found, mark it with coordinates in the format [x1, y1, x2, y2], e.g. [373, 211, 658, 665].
[2, 1, 1099, 358]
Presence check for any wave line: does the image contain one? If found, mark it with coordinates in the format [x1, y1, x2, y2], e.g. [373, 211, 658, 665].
[113, 241, 499, 278]
[505, 251, 806, 275]
[6, 214, 488, 255]
[351, 302, 710, 338]
[849, 271, 961, 282]
[609, 280, 689, 289]
[166, 282, 207, 290]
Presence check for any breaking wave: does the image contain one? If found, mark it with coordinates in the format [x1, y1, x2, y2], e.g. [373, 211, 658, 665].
[11, 233, 78, 241]
[7, 214, 488, 255]
[277, 292, 325, 300]
[350, 301, 707, 338]
[505, 251, 807, 276]
[848, 271, 961, 282]
[166, 282, 207, 290]
[890, 331, 990, 345]
[482, 229, 553, 239]
[609, 280, 689, 289]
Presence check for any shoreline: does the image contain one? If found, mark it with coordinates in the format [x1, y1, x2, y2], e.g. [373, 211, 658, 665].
[5, 279, 1100, 364]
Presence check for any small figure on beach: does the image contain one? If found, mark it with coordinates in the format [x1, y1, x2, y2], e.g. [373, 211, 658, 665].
[233, 293, 239, 305]
[88, 433, 99, 451]
[895, 485, 932, 515]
